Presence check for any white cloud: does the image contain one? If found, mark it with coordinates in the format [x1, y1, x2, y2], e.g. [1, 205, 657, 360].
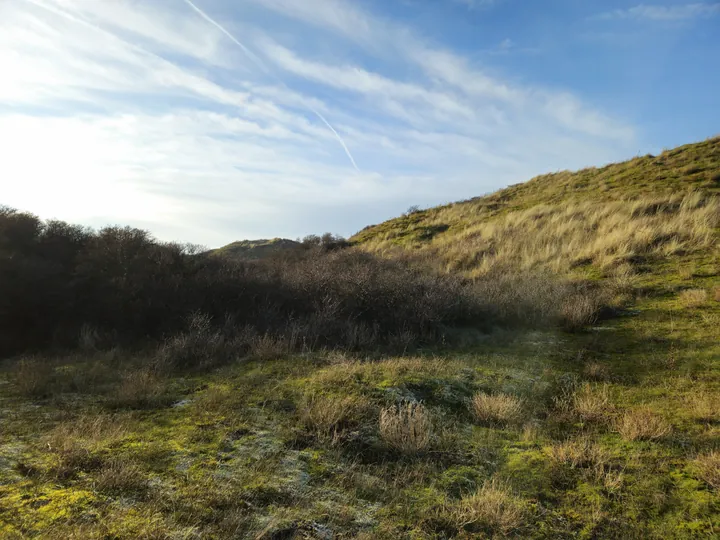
[0, 0, 638, 246]
[595, 3, 720, 21]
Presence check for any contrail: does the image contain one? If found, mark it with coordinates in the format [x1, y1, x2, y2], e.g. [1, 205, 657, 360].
[182, 0, 360, 171]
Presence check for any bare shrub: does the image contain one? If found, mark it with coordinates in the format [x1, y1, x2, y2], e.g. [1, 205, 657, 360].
[693, 451, 720, 490]
[615, 408, 671, 441]
[452, 479, 526, 535]
[678, 288, 708, 308]
[379, 402, 432, 453]
[156, 313, 231, 371]
[78, 323, 101, 351]
[470, 393, 524, 426]
[248, 333, 291, 361]
[12, 356, 55, 398]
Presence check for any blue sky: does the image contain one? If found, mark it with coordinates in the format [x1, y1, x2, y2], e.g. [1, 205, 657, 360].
[1, 0, 718, 247]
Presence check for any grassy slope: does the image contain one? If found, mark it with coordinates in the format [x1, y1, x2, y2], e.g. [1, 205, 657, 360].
[1, 139, 719, 539]
[212, 238, 302, 260]
[353, 137, 720, 250]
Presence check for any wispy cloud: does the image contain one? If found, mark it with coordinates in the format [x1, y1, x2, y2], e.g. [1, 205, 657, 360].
[594, 3, 720, 21]
[0, 0, 638, 246]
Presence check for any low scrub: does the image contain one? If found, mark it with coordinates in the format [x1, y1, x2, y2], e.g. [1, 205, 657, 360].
[379, 402, 432, 454]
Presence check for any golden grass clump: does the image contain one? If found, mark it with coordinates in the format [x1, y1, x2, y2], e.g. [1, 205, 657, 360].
[615, 408, 671, 441]
[546, 437, 609, 470]
[379, 402, 432, 453]
[470, 393, 524, 425]
[94, 458, 149, 496]
[572, 383, 613, 423]
[693, 451, 720, 490]
[299, 393, 369, 438]
[452, 479, 526, 535]
[678, 288, 708, 308]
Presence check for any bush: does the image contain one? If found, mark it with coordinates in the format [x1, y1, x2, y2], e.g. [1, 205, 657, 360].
[469, 393, 524, 426]
[379, 402, 432, 453]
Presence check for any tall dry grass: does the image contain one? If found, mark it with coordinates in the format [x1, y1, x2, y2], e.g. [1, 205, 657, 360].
[379, 402, 432, 453]
[361, 192, 719, 278]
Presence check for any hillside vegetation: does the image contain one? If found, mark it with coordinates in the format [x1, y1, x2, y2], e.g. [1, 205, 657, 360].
[1, 137, 719, 539]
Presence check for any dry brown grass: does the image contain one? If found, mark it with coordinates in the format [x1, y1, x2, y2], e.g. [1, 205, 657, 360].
[678, 288, 708, 308]
[12, 356, 55, 398]
[693, 451, 720, 490]
[46, 415, 129, 478]
[689, 391, 720, 422]
[299, 393, 370, 438]
[583, 362, 611, 382]
[108, 369, 169, 409]
[470, 393, 525, 426]
[359, 193, 720, 280]
[452, 479, 526, 535]
[553, 383, 613, 423]
[572, 383, 613, 423]
[615, 408, 671, 441]
[94, 457, 149, 496]
[713, 286, 720, 303]
[379, 402, 432, 453]
[546, 437, 609, 470]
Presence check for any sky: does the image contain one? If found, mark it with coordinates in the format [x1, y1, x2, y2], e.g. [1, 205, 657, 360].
[1, 0, 719, 247]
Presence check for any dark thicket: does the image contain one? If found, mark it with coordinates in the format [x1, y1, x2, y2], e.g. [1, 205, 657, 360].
[0, 208, 482, 358]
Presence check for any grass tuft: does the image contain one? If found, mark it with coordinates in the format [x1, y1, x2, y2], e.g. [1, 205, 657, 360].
[379, 402, 432, 454]
[615, 408, 671, 441]
[469, 393, 524, 426]
[452, 479, 527, 535]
